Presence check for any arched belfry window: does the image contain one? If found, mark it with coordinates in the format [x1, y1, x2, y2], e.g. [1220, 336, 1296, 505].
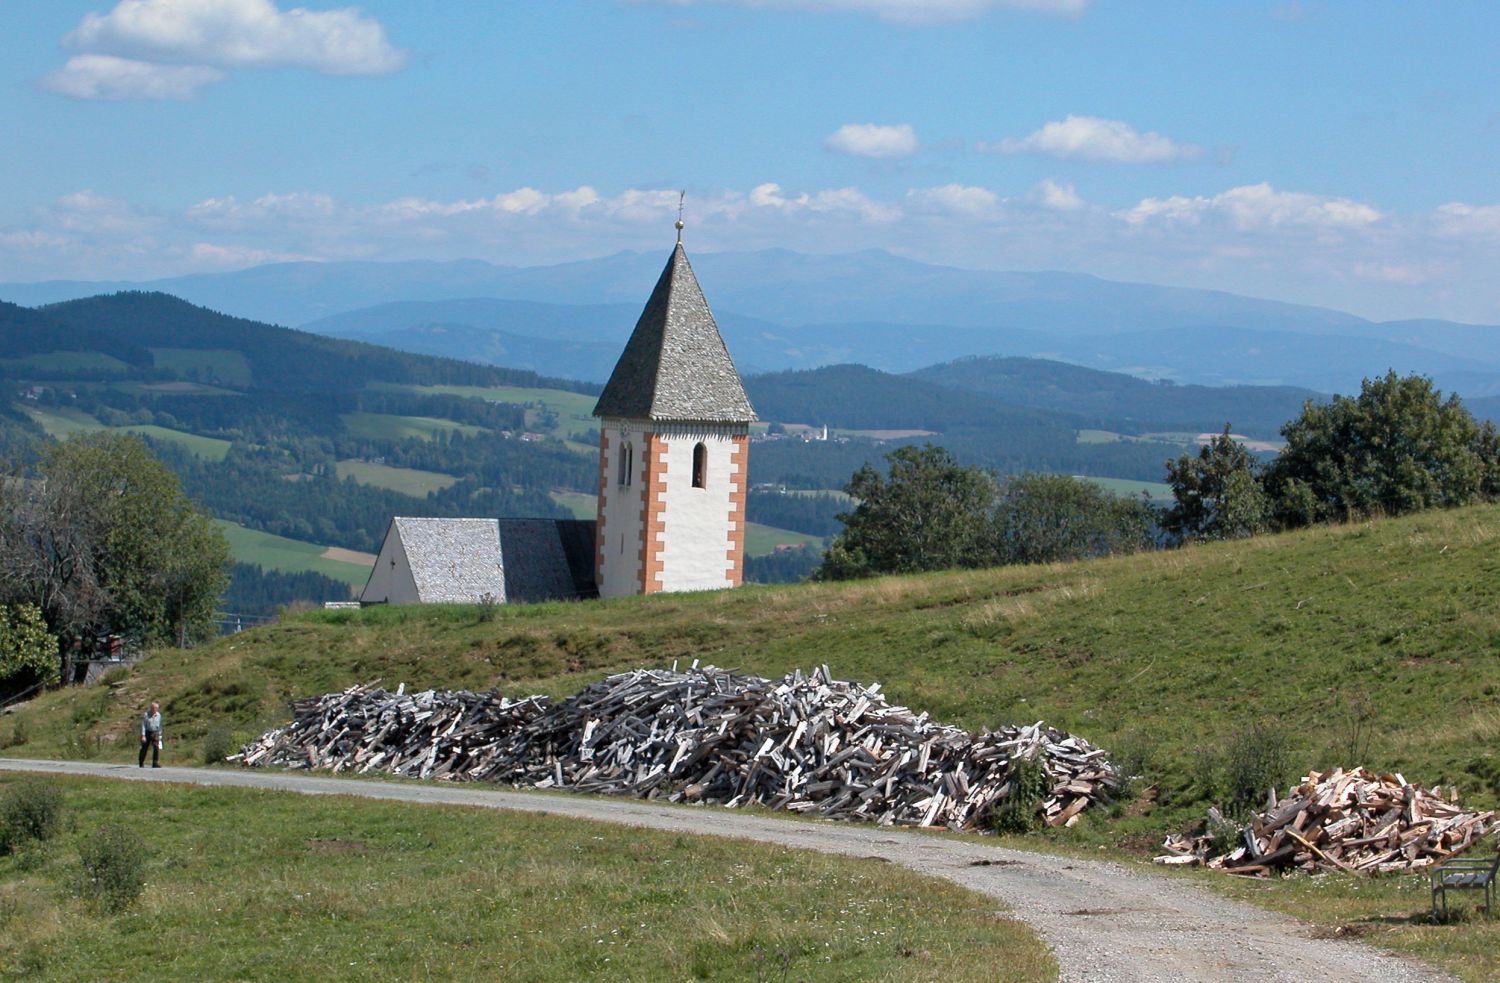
[692, 442, 707, 489]
[619, 442, 633, 488]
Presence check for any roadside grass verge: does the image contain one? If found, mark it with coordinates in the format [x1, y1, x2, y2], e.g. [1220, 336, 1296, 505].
[1202, 865, 1500, 983]
[0, 775, 1053, 983]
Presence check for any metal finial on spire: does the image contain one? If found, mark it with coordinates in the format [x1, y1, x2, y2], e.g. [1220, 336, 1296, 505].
[675, 190, 685, 243]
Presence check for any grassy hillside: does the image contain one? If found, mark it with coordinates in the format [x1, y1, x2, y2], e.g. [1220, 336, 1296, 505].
[12, 502, 1500, 825]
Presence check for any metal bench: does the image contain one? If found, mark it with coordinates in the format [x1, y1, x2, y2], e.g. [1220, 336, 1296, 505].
[1429, 851, 1500, 919]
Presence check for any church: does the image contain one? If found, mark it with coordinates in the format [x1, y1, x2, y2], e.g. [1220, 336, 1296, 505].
[360, 226, 757, 605]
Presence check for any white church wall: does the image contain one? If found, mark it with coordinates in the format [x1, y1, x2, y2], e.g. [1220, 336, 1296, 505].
[654, 424, 746, 593]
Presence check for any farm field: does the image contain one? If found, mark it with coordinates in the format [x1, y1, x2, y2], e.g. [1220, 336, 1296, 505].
[372, 383, 599, 442]
[745, 522, 823, 557]
[0, 775, 1050, 983]
[148, 348, 254, 388]
[1078, 476, 1174, 499]
[21, 407, 232, 460]
[549, 489, 597, 519]
[212, 519, 370, 587]
[335, 459, 457, 497]
[339, 411, 486, 442]
[2, 352, 132, 374]
[20, 406, 100, 439]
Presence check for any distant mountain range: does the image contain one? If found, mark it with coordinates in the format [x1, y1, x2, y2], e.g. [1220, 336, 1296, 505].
[6, 249, 1500, 396]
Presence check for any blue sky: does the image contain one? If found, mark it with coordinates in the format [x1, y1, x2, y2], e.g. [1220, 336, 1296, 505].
[2, 1, 1499, 323]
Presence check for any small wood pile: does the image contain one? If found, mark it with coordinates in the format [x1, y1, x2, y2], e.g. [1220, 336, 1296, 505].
[234, 664, 1119, 832]
[1155, 767, 1495, 876]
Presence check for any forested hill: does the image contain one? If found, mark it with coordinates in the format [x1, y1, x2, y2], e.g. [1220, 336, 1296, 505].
[21, 292, 599, 395]
[1, 300, 152, 367]
[746, 364, 1069, 434]
[910, 356, 1318, 438]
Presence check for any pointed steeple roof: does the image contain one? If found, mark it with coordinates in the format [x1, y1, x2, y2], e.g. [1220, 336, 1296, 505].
[592, 243, 756, 423]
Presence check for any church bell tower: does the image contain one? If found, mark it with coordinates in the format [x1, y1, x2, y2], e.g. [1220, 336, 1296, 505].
[592, 222, 756, 598]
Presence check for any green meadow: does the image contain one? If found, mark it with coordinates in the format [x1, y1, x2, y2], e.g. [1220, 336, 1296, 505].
[335, 459, 458, 497]
[22, 407, 231, 460]
[212, 520, 369, 587]
[339, 411, 487, 442]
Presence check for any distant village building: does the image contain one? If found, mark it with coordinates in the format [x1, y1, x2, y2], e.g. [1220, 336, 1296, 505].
[592, 232, 757, 598]
[360, 226, 755, 605]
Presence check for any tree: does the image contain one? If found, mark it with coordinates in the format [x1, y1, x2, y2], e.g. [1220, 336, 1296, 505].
[817, 445, 996, 580]
[1163, 425, 1270, 542]
[0, 433, 230, 646]
[993, 473, 1157, 565]
[0, 604, 55, 686]
[1263, 373, 1500, 526]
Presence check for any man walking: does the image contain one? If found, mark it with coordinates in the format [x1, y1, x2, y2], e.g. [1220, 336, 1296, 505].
[139, 702, 162, 768]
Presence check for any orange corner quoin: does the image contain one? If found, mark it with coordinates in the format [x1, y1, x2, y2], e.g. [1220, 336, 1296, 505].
[590, 232, 757, 600]
[727, 433, 749, 587]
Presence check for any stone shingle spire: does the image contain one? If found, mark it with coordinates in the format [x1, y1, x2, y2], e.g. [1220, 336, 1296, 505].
[592, 243, 756, 424]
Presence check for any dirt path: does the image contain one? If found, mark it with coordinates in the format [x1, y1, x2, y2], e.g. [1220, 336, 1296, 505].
[0, 758, 1454, 983]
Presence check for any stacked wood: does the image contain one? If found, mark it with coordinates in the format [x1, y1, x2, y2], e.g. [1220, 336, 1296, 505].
[1154, 767, 1495, 876]
[234, 664, 1119, 832]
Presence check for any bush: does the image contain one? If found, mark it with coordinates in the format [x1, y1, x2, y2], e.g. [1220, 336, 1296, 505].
[0, 779, 64, 855]
[76, 824, 148, 913]
[1, 717, 27, 749]
[989, 755, 1051, 834]
[1222, 721, 1296, 815]
[201, 724, 235, 766]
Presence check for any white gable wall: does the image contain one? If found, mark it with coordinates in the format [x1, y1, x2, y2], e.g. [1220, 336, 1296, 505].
[360, 521, 420, 604]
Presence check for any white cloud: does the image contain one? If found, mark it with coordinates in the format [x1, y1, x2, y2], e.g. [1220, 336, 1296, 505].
[1122, 183, 1382, 230]
[45, 0, 404, 100]
[650, 0, 1087, 25]
[1434, 201, 1500, 238]
[41, 54, 223, 100]
[190, 242, 316, 267]
[1351, 262, 1428, 285]
[984, 115, 1201, 164]
[13, 182, 1500, 324]
[906, 184, 998, 215]
[1033, 178, 1084, 211]
[748, 183, 900, 221]
[825, 123, 919, 159]
[67, 0, 405, 73]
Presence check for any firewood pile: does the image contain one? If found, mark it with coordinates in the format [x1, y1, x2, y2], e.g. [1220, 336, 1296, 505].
[1154, 767, 1495, 875]
[234, 664, 1119, 831]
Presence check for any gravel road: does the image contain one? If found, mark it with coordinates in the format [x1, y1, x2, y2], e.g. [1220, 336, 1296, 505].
[0, 758, 1455, 983]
